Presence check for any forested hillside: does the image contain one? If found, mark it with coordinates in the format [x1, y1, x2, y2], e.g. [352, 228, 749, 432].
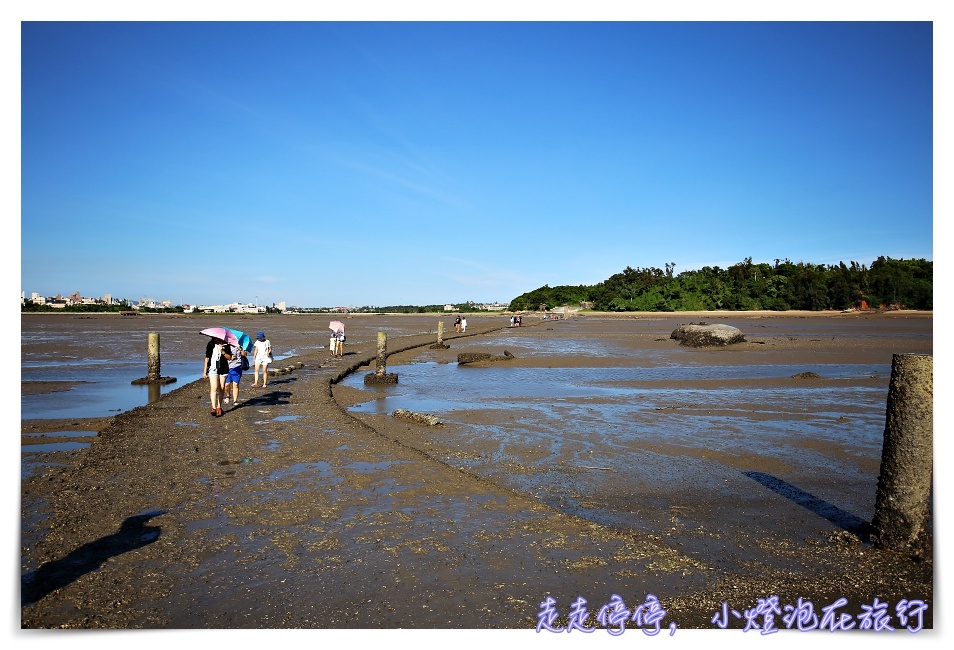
[509, 257, 932, 312]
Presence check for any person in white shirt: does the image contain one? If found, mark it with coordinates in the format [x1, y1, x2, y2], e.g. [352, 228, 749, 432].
[252, 331, 273, 388]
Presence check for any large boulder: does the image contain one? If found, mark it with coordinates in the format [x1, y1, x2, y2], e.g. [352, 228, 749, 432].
[670, 323, 745, 347]
[457, 350, 516, 365]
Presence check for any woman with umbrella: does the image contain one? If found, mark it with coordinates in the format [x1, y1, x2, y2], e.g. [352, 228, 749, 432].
[329, 321, 345, 358]
[202, 332, 233, 417]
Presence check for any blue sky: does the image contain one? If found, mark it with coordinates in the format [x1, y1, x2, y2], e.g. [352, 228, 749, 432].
[19, 18, 934, 308]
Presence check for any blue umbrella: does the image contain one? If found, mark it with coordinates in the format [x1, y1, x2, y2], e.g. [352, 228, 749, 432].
[225, 327, 253, 352]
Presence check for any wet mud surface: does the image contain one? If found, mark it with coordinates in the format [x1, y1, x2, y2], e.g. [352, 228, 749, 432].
[19, 311, 934, 630]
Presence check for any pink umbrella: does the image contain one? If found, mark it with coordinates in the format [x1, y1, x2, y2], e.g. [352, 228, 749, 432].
[200, 327, 239, 346]
[329, 321, 345, 334]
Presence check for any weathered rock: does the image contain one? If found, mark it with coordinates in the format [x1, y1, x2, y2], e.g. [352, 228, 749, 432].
[364, 372, 398, 385]
[268, 362, 305, 377]
[131, 376, 176, 385]
[670, 323, 745, 347]
[457, 350, 516, 365]
[792, 372, 822, 379]
[392, 409, 443, 426]
[457, 352, 492, 364]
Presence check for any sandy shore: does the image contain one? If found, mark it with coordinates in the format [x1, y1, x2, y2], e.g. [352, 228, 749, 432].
[19, 311, 934, 630]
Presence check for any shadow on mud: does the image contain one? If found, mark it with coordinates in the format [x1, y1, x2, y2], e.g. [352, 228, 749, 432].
[237, 388, 294, 407]
[21, 510, 165, 606]
[743, 471, 873, 539]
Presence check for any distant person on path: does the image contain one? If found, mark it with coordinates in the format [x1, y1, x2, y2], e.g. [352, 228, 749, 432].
[454, 315, 462, 333]
[203, 336, 231, 417]
[460, 316, 467, 333]
[223, 343, 247, 406]
[252, 331, 273, 388]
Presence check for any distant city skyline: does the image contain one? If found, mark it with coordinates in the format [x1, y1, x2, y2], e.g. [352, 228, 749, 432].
[20, 287, 504, 311]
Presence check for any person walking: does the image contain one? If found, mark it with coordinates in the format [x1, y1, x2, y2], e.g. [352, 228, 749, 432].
[223, 342, 247, 406]
[460, 316, 467, 333]
[203, 336, 231, 417]
[252, 331, 273, 388]
[334, 330, 345, 357]
[454, 315, 462, 333]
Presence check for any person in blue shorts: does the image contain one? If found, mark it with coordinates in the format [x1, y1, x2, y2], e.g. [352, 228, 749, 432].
[223, 342, 247, 406]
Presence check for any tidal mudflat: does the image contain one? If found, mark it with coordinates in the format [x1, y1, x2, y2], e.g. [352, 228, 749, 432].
[20, 311, 934, 630]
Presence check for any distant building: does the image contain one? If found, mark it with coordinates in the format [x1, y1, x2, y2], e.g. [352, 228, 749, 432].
[444, 304, 459, 311]
[232, 303, 266, 314]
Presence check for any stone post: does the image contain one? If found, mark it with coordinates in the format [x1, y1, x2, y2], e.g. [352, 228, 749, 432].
[871, 353, 933, 554]
[365, 331, 398, 385]
[132, 332, 176, 386]
[376, 331, 388, 375]
[430, 320, 450, 349]
[148, 331, 161, 380]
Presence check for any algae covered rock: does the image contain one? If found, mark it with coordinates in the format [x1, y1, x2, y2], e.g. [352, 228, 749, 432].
[670, 323, 745, 347]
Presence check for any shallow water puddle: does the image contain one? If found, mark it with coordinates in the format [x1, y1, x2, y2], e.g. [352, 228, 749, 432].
[22, 430, 98, 439]
[21, 441, 93, 480]
[21, 441, 92, 453]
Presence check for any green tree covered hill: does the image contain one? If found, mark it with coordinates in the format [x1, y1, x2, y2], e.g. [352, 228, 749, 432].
[509, 256, 932, 312]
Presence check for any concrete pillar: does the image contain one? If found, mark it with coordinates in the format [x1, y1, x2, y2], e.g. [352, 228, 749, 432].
[437, 321, 444, 345]
[376, 331, 388, 375]
[872, 353, 933, 553]
[132, 331, 176, 386]
[365, 331, 398, 385]
[147, 332, 161, 380]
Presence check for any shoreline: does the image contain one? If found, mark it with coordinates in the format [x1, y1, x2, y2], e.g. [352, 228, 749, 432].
[21, 308, 933, 317]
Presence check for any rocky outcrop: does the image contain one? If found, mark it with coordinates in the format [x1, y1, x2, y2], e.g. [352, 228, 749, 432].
[457, 350, 516, 365]
[268, 361, 305, 377]
[364, 371, 398, 385]
[392, 409, 443, 426]
[670, 323, 745, 347]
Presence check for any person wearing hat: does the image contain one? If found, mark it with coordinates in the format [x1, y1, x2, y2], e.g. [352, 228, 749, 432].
[251, 331, 273, 388]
